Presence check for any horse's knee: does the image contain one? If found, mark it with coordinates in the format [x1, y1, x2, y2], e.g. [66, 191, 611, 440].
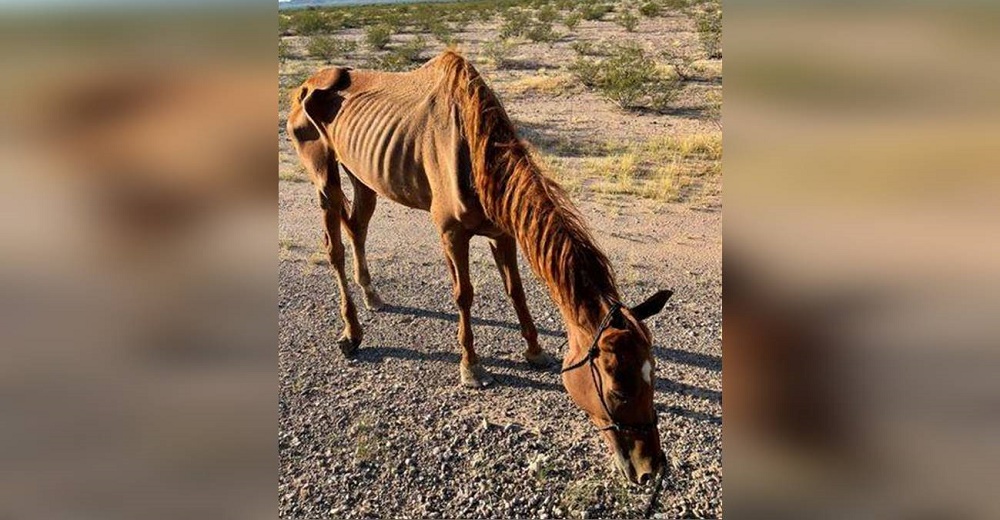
[453, 285, 473, 309]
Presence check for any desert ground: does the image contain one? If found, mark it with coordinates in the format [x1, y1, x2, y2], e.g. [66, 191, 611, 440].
[278, 1, 721, 518]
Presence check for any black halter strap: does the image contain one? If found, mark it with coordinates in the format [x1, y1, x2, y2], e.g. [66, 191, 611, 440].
[561, 298, 658, 434]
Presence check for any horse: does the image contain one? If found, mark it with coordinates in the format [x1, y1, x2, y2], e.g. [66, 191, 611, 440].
[287, 50, 672, 483]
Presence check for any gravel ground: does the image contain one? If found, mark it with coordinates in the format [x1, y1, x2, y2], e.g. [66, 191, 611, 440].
[279, 178, 721, 518]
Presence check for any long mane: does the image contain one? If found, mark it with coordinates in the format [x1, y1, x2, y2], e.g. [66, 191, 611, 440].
[434, 51, 619, 317]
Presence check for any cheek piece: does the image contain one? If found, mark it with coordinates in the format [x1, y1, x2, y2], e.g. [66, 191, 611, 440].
[560, 298, 659, 434]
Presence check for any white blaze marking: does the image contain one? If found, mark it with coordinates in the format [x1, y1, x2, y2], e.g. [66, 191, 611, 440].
[641, 360, 652, 384]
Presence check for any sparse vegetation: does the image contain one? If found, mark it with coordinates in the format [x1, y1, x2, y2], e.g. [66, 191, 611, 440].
[615, 10, 639, 32]
[661, 44, 697, 80]
[524, 20, 559, 43]
[307, 36, 357, 64]
[695, 2, 722, 58]
[570, 43, 681, 111]
[578, 1, 612, 21]
[291, 9, 333, 35]
[563, 11, 582, 31]
[481, 38, 516, 69]
[365, 23, 394, 50]
[278, 38, 293, 64]
[639, 1, 661, 17]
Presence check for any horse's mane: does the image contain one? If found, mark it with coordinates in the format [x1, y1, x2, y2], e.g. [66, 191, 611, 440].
[434, 51, 619, 317]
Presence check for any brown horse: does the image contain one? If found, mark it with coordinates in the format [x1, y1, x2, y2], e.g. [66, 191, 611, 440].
[287, 51, 672, 483]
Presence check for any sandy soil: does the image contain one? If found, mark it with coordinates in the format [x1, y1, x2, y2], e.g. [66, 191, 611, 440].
[279, 7, 721, 519]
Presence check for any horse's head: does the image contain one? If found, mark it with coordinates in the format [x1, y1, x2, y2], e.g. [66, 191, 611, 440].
[561, 289, 673, 484]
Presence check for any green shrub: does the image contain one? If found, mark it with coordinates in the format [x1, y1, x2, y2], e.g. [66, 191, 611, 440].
[307, 36, 357, 64]
[615, 10, 639, 32]
[662, 0, 689, 10]
[482, 39, 516, 69]
[279, 15, 292, 35]
[638, 2, 661, 17]
[368, 50, 411, 72]
[563, 12, 582, 31]
[695, 4, 722, 58]
[536, 4, 560, 23]
[498, 8, 532, 39]
[278, 38, 293, 64]
[430, 21, 460, 45]
[292, 10, 331, 35]
[525, 20, 559, 43]
[366, 23, 394, 50]
[571, 40, 612, 57]
[579, 2, 612, 21]
[570, 43, 681, 111]
[396, 36, 428, 63]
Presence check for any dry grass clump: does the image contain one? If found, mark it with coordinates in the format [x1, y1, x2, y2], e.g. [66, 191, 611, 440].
[505, 73, 579, 96]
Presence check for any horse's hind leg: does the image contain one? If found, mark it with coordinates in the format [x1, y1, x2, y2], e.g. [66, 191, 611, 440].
[318, 181, 363, 356]
[439, 225, 494, 389]
[341, 169, 384, 311]
[489, 235, 555, 368]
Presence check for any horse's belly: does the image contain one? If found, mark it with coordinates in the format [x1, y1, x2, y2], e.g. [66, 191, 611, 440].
[335, 136, 433, 211]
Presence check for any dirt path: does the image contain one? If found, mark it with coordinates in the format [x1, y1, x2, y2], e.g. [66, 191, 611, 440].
[279, 176, 720, 518]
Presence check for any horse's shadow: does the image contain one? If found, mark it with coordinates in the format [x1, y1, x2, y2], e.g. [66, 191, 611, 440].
[380, 304, 564, 338]
[351, 345, 564, 393]
[349, 304, 721, 423]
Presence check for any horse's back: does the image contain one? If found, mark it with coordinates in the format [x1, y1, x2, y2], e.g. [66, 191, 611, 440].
[331, 65, 480, 223]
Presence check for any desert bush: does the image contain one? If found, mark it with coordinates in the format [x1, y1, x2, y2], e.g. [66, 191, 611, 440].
[571, 40, 612, 57]
[662, 0, 689, 10]
[367, 51, 410, 72]
[498, 8, 532, 39]
[615, 10, 639, 31]
[430, 21, 460, 45]
[570, 43, 681, 111]
[695, 3, 722, 58]
[563, 12, 582, 31]
[307, 35, 357, 64]
[292, 9, 331, 35]
[396, 36, 428, 63]
[579, 2, 612, 21]
[279, 15, 293, 35]
[638, 2, 661, 17]
[524, 20, 559, 43]
[536, 4, 560, 23]
[660, 44, 696, 80]
[482, 39, 516, 69]
[366, 23, 394, 50]
[278, 38, 293, 64]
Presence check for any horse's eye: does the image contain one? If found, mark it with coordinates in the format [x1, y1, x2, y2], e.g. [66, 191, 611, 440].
[609, 389, 627, 402]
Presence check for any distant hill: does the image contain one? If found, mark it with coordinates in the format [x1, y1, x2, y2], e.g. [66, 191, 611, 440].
[279, 0, 455, 10]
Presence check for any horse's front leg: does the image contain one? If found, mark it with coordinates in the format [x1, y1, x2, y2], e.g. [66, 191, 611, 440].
[439, 226, 493, 388]
[488, 235, 555, 368]
[319, 183, 363, 356]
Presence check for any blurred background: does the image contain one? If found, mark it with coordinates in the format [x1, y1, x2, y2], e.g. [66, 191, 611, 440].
[1, 0, 998, 518]
[725, 2, 1000, 519]
[0, 1, 276, 519]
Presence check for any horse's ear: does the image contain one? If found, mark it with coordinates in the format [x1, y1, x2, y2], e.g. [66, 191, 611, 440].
[287, 68, 351, 181]
[300, 67, 351, 137]
[631, 290, 673, 321]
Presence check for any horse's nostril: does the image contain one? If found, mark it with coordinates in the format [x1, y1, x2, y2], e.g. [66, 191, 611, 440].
[638, 472, 651, 485]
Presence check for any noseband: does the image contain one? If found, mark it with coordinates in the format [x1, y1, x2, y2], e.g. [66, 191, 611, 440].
[561, 299, 659, 434]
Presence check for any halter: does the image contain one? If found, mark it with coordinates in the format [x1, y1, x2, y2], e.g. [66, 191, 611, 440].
[561, 298, 659, 434]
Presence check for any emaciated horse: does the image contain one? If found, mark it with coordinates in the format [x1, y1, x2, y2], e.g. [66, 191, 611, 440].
[287, 51, 672, 483]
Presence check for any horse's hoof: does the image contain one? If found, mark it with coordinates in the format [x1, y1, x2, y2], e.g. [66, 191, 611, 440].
[363, 291, 384, 311]
[524, 350, 556, 369]
[460, 363, 495, 389]
[337, 334, 361, 357]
